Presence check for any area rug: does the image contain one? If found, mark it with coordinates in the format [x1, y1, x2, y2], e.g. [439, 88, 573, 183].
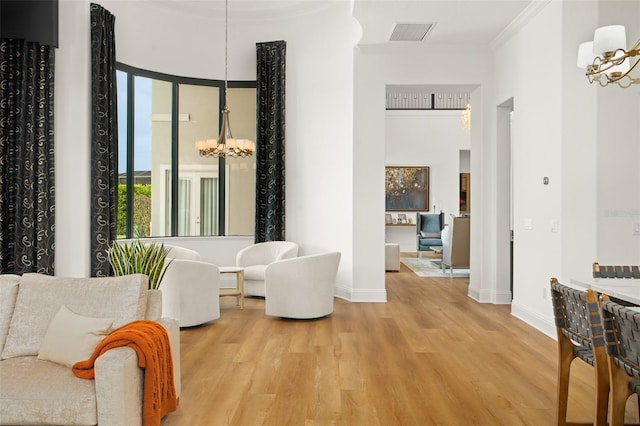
[400, 257, 470, 278]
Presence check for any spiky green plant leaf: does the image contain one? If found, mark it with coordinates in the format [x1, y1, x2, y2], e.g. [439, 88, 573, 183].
[107, 240, 172, 289]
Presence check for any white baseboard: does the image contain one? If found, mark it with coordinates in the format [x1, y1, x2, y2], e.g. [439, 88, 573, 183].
[494, 290, 513, 304]
[335, 285, 387, 303]
[511, 300, 556, 339]
[467, 287, 493, 303]
[467, 288, 512, 304]
[469, 290, 556, 338]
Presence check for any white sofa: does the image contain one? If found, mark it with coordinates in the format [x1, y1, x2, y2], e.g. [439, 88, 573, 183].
[236, 241, 299, 297]
[265, 252, 341, 319]
[0, 273, 180, 426]
[160, 244, 220, 327]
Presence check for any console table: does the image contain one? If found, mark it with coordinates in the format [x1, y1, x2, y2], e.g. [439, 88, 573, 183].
[385, 223, 416, 252]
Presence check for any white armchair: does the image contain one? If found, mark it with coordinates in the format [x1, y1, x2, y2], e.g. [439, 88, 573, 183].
[160, 245, 220, 327]
[265, 252, 341, 319]
[235, 241, 299, 297]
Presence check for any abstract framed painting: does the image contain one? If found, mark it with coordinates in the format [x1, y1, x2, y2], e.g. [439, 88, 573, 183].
[385, 166, 429, 211]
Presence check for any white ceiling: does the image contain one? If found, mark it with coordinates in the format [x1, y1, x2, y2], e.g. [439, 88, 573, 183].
[353, 0, 533, 48]
[151, 0, 533, 49]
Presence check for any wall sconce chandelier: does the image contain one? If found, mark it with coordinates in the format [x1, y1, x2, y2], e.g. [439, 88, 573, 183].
[577, 25, 640, 88]
[461, 103, 471, 132]
[195, 0, 254, 158]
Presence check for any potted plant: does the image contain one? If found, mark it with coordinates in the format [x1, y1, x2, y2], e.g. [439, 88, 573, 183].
[107, 240, 172, 290]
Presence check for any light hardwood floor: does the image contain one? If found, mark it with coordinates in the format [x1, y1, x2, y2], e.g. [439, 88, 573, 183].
[163, 259, 638, 426]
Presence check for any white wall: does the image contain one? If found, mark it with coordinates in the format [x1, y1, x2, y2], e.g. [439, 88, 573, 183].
[595, 1, 640, 264]
[560, 0, 598, 290]
[385, 110, 471, 217]
[55, 1, 366, 300]
[127, 236, 252, 267]
[495, 0, 640, 337]
[55, 0, 92, 277]
[493, 1, 564, 333]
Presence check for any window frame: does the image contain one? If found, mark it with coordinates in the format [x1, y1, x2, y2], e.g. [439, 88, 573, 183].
[116, 62, 256, 239]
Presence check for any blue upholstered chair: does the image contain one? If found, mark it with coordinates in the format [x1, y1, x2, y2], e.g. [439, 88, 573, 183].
[416, 212, 444, 257]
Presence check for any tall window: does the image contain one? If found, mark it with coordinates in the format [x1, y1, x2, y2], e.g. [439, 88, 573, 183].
[117, 64, 256, 238]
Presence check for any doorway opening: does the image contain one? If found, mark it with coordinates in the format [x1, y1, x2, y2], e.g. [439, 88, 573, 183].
[497, 98, 514, 301]
[459, 150, 470, 215]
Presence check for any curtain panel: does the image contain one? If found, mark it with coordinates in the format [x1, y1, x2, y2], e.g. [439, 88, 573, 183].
[255, 41, 286, 243]
[0, 39, 56, 275]
[90, 4, 118, 276]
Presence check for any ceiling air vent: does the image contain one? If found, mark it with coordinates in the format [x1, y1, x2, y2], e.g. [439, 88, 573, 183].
[389, 23, 435, 42]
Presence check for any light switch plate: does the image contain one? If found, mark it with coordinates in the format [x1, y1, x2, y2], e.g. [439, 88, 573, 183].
[633, 222, 640, 236]
[524, 218, 533, 230]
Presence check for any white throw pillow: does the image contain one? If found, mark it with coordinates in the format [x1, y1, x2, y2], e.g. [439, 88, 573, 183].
[38, 305, 114, 368]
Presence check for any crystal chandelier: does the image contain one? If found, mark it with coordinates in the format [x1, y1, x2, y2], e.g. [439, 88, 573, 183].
[461, 103, 471, 132]
[195, 0, 254, 158]
[577, 25, 640, 88]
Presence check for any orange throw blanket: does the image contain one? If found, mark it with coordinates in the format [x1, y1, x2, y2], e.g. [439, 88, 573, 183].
[73, 320, 178, 426]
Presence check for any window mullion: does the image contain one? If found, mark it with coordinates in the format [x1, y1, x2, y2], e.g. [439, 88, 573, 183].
[171, 83, 179, 237]
[126, 74, 135, 239]
[218, 86, 226, 236]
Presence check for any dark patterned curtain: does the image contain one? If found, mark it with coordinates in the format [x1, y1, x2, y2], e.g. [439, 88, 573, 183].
[255, 41, 286, 242]
[0, 39, 56, 275]
[90, 4, 118, 276]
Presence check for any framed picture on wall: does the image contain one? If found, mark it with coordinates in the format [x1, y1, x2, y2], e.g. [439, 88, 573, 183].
[385, 166, 429, 211]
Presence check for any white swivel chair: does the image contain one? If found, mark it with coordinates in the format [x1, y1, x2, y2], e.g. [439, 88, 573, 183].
[265, 252, 341, 319]
[159, 244, 220, 327]
[236, 241, 299, 297]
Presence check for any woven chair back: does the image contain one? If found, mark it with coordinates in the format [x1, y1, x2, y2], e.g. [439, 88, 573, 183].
[602, 299, 640, 377]
[593, 262, 640, 279]
[551, 281, 604, 353]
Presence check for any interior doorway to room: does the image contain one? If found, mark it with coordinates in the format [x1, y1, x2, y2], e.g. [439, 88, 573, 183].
[383, 84, 475, 272]
[509, 111, 514, 295]
[497, 99, 514, 299]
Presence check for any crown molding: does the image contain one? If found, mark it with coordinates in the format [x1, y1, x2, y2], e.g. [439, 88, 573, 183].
[143, 0, 337, 23]
[490, 0, 553, 50]
[356, 43, 492, 55]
